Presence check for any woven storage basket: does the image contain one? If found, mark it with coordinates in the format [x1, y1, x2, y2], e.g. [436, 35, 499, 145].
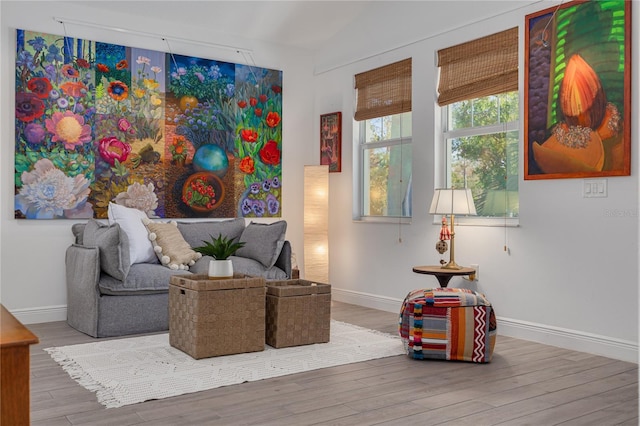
[265, 279, 331, 348]
[169, 274, 266, 359]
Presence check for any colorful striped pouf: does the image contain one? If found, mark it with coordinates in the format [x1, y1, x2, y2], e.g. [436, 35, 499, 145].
[398, 288, 497, 363]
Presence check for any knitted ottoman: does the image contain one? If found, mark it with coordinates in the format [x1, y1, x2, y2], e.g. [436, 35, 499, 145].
[399, 288, 497, 363]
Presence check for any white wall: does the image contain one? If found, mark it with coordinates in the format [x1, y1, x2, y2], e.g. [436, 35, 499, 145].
[0, 1, 313, 320]
[314, 1, 639, 362]
[1, 1, 637, 363]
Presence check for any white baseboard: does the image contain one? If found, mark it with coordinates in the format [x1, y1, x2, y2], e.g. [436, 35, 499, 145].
[9, 305, 67, 325]
[497, 317, 638, 363]
[332, 288, 638, 363]
[332, 287, 403, 313]
[10, 293, 639, 363]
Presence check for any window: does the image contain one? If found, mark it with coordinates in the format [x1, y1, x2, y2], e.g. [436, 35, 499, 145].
[360, 113, 412, 218]
[354, 58, 412, 220]
[437, 28, 519, 224]
[443, 93, 519, 219]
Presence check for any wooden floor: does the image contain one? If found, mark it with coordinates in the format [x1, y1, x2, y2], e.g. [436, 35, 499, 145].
[27, 301, 637, 425]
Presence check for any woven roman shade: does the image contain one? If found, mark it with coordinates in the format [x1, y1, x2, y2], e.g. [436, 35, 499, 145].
[354, 58, 412, 121]
[437, 27, 518, 106]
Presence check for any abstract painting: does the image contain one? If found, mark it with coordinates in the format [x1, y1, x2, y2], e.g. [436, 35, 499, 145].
[14, 29, 283, 219]
[320, 112, 341, 173]
[524, 0, 631, 179]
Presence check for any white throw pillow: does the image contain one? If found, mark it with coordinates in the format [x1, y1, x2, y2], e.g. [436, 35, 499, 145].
[107, 202, 157, 265]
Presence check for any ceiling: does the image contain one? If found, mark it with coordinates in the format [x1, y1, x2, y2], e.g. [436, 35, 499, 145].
[71, 1, 372, 51]
[60, 0, 538, 72]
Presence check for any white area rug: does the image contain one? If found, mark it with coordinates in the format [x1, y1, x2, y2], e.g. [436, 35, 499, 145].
[45, 321, 405, 408]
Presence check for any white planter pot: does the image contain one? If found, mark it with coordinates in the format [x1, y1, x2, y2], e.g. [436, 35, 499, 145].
[208, 259, 233, 279]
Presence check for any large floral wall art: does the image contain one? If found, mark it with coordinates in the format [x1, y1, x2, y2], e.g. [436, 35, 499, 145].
[14, 29, 283, 219]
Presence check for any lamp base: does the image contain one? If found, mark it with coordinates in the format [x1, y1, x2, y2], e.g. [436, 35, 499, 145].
[441, 261, 462, 270]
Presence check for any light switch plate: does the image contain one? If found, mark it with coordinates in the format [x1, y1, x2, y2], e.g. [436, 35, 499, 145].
[583, 179, 607, 198]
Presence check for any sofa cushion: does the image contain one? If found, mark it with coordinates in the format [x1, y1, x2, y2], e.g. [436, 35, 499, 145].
[177, 218, 245, 248]
[229, 255, 287, 280]
[142, 219, 202, 270]
[71, 223, 85, 245]
[98, 263, 190, 295]
[108, 202, 157, 265]
[235, 221, 287, 268]
[83, 219, 130, 281]
[190, 256, 287, 280]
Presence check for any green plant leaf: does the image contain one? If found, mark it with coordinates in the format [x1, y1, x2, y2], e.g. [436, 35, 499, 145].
[193, 234, 245, 260]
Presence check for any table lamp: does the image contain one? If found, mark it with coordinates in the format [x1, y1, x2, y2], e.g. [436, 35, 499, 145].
[429, 188, 476, 269]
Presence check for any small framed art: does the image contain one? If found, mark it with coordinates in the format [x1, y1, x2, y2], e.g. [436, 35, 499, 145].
[320, 112, 342, 173]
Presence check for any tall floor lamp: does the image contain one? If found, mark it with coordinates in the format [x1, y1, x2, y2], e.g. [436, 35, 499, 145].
[304, 165, 329, 283]
[429, 188, 476, 270]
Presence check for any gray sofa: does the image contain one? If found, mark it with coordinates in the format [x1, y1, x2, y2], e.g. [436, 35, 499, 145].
[66, 218, 291, 338]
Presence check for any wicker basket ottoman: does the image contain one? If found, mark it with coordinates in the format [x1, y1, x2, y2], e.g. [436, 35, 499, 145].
[399, 288, 497, 363]
[169, 274, 266, 359]
[265, 279, 331, 348]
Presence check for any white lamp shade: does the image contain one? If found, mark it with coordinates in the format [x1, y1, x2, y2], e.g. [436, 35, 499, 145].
[304, 165, 329, 283]
[429, 188, 477, 216]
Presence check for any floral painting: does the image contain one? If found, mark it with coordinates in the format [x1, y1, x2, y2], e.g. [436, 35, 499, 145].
[524, 0, 631, 180]
[14, 29, 283, 219]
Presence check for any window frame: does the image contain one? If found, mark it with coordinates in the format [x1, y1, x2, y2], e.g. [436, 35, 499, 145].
[437, 96, 520, 228]
[355, 115, 412, 223]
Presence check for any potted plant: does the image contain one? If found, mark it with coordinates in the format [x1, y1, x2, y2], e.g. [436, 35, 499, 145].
[170, 135, 188, 167]
[193, 234, 245, 279]
[181, 172, 225, 213]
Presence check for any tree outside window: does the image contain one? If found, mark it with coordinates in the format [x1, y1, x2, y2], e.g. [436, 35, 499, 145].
[361, 112, 412, 218]
[444, 92, 519, 218]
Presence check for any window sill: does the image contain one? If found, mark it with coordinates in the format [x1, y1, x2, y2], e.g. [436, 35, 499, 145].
[354, 216, 412, 225]
[431, 216, 519, 227]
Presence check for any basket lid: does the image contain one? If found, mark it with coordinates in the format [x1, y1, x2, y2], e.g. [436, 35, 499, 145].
[266, 279, 331, 297]
[170, 274, 265, 291]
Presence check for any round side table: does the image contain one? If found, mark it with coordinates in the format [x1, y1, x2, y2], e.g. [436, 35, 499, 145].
[412, 265, 476, 287]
